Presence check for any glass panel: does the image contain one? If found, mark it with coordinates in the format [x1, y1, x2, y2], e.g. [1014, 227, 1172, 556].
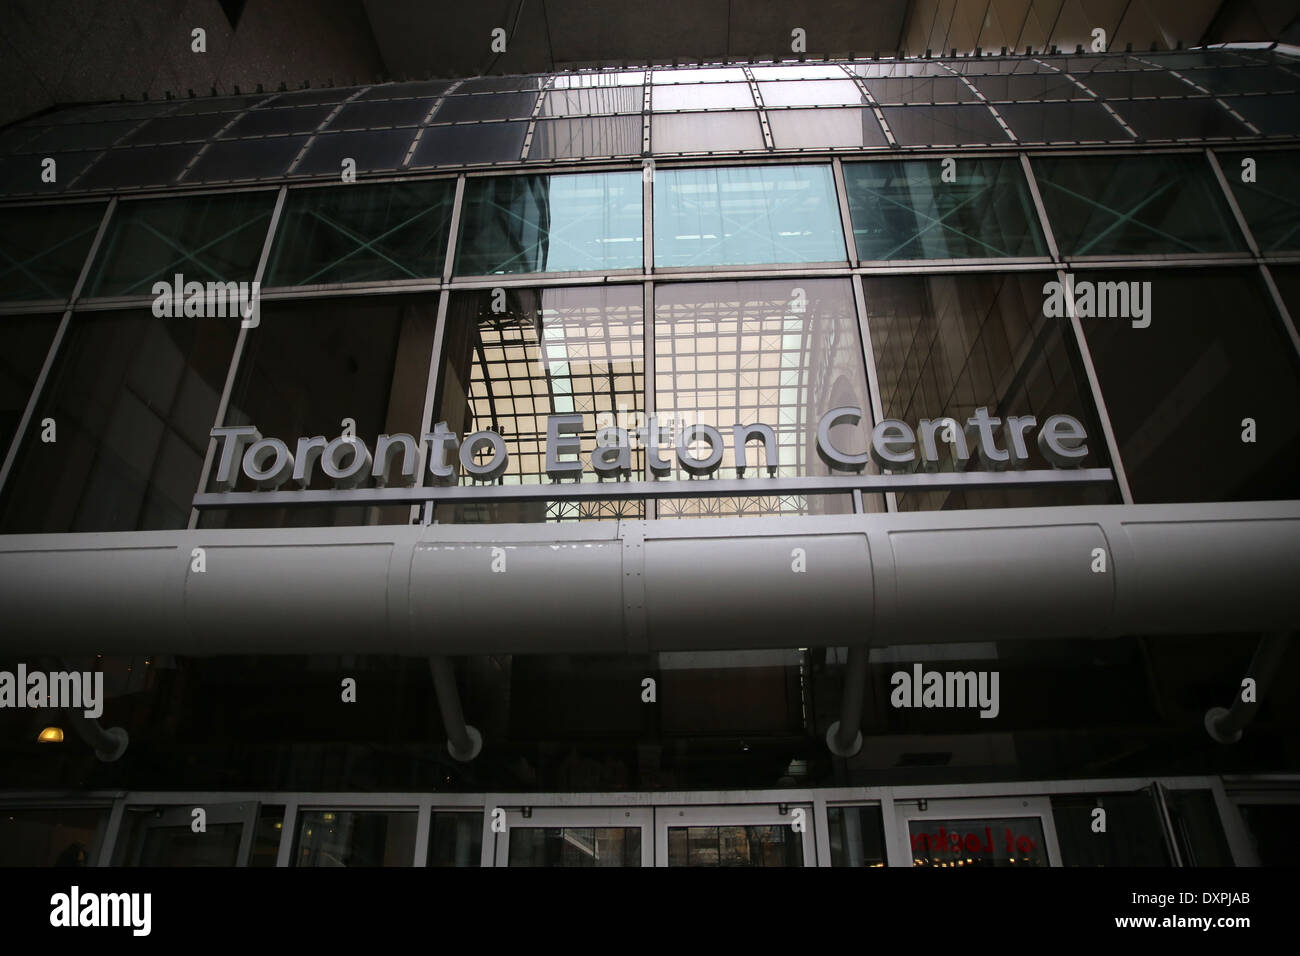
[767, 108, 888, 149]
[653, 165, 844, 267]
[1074, 71, 1193, 99]
[1221, 149, 1300, 252]
[360, 80, 453, 100]
[1165, 790, 1234, 867]
[757, 79, 866, 106]
[432, 92, 539, 123]
[187, 135, 310, 181]
[110, 805, 252, 866]
[456, 76, 545, 93]
[908, 816, 1047, 866]
[1109, 98, 1250, 140]
[653, 68, 748, 84]
[201, 293, 436, 529]
[21, 119, 152, 152]
[77, 144, 204, 190]
[84, 192, 274, 298]
[540, 87, 642, 116]
[428, 812, 484, 866]
[508, 827, 641, 866]
[0, 310, 238, 533]
[221, 105, 334, 138]
[248, 805, 285, 867]
[0, 807, 109, 866]
[265, 179, 455, 286]
[862, 76, 979, 103]
[750, 64, 854, 80]
[844, 157, 1046, 260]
[1077, 267, 1300, 503]
[431, 286, 644, 522]
[293, 129, 417, 175]
[1237, 802, 1300, 866]
[0, 151, 100, 197]
[410, 122, 528, 166]
[1051, 791, 1172, 865]
[650, 112, 764, 152]
[878, 105, 1008, 145]
[967, 73, 1088, 100]
[527, 116, 642, 159]
[995, 101, 1128, 142]
[653, 278, 866, 493]
[455, 172, 642, 275]
[1221, 94, 1300, 136]
[1176, 67, 1300, 95]
[1031, 155, 1246, 256]
[652, 83, 753, 110]
[860, 272, 1117, 512]
[294, 810, 417, 866]
[122, 111, 231, 145]
[0, 314, 60, 455]
[667, 825, 802, 866]
[551, 71, 645, 88]
[828, 805, 887, 866]
[0, 202, 104, 301]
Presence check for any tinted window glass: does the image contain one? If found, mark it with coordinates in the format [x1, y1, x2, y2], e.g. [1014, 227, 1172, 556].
[455, 172, 642, 275]
[654, 165, 844, 268]
[844, 157, 1046, 260]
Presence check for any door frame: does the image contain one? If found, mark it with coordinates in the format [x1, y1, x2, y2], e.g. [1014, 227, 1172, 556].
[654, 802, 816, 867]
[891, 795, 1063, 867]
[491, 805, 654, 866]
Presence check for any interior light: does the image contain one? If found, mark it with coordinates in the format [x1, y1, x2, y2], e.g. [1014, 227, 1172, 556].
[37, 727, 64, 743]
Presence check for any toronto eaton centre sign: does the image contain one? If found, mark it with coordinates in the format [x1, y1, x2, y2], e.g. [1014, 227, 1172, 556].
[197, 407, 1101, 505]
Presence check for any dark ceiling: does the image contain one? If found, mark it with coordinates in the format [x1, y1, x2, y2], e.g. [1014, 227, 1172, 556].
[2, 0, 1298, 129]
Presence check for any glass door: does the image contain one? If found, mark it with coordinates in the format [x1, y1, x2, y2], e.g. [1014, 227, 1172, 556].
[111, 801, 260, 866]
[893, 796, 1062, 867]
[655, 804, 815, 867]
[494, 807, 653, 867]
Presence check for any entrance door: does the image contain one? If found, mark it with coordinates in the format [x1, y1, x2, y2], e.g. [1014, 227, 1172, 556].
[113, 801, 260, 866]
[493, 807, 653, 867]
[655, 804, 815, 867]
[892, 796, 1062, 867]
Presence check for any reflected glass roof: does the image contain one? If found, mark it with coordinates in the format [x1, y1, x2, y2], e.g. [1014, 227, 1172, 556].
[1, 48, 1297, 198]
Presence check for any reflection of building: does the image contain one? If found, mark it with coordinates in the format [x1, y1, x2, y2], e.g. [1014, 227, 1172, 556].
[2, 48, 1300, 868]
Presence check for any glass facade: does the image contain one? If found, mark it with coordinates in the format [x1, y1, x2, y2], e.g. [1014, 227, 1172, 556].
[2, 49, 1299, 870]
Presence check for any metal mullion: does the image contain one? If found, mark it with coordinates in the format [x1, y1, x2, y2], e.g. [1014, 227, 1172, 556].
[1204, 147, 1261, 256]
[414, 288, 452, 524]
[936, 60, 1017, 143]
[402, 78, 466, 168]
[1060, 265, 1134, 505]
[851, 272, 895, 512]
[643, 280, 656, 518]
[260, 279, 443, 300]
[441, 175, 467, 284]
[519, 76, 554, 161]
[186, 184, 287, 529]
[93, 796, 127, 867]
[0, 196, 116, 498]
[0, 299, 70, 317]
[1259, 264, 1300, 362]
[831, 158, 859, 263]
[1031, 57, 1139, 139]
[839, 63, 896, 146]
[741, 67, 775, 149]
[177, 92, 284, 184]
[276, 801, 299, 867]
[1019, 152, 1061, 261]
[286, 86, 371, 174]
